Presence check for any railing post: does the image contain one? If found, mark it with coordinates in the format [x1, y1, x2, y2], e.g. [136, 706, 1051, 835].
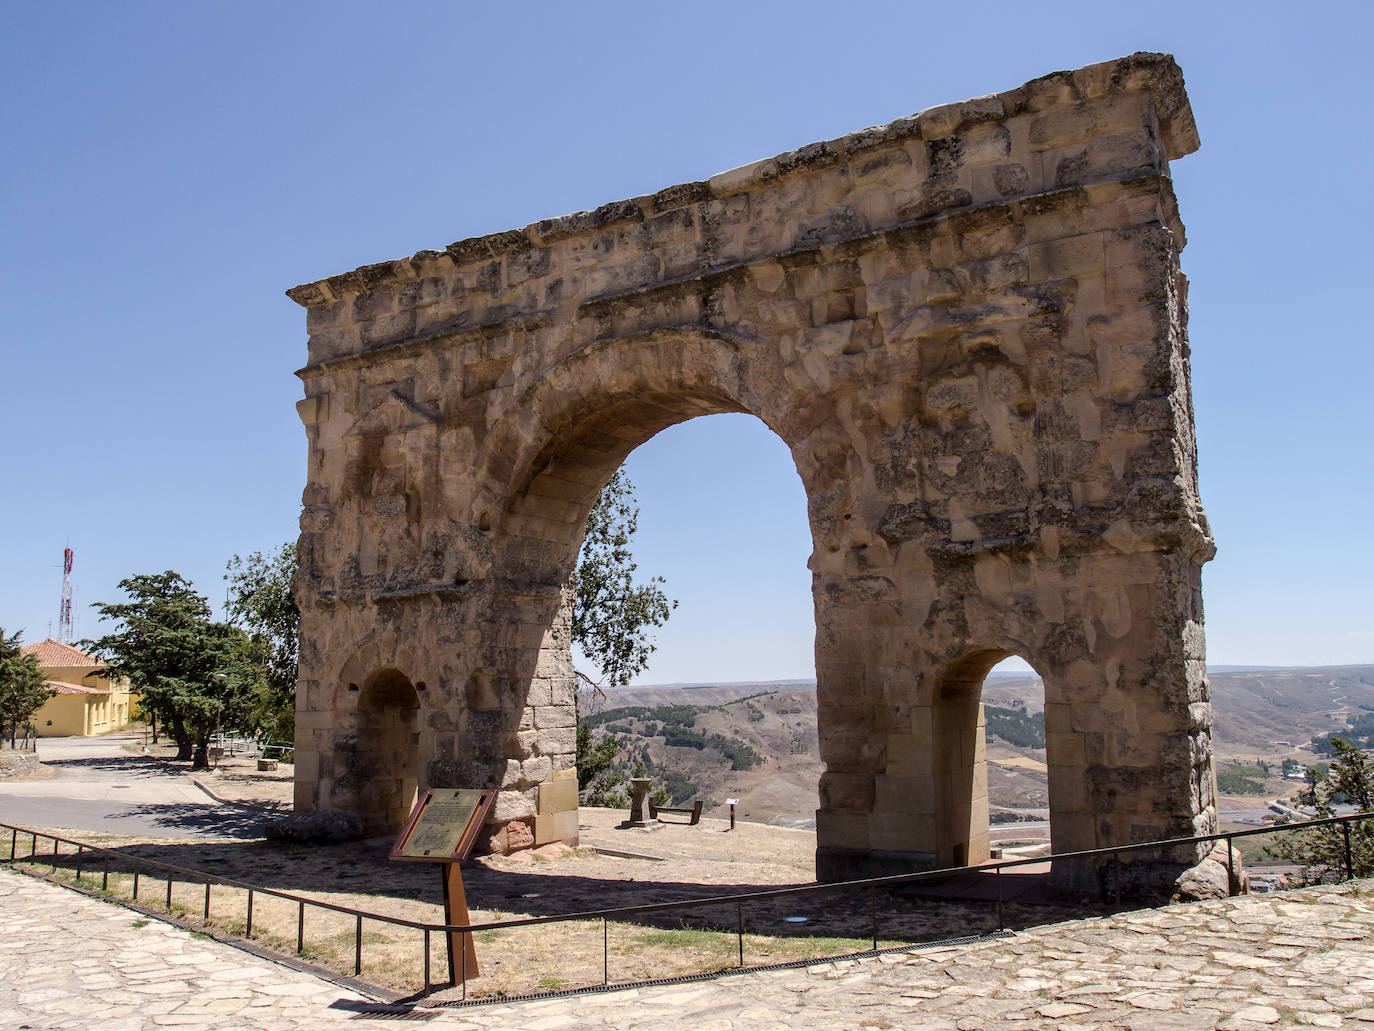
[996, 864, 1004, 931]
[166, 871, 173, 910]
[133, 865, 140, 901]
[297, 901, 305, 954]
[246, 889, 254, 937]
[1343, 820, 1354, 881]
[461, 929, 467, 1002]
[354, 914, 362, 976]
[9, 827, 16, 862]
[74, 845, 83, 882]
[869, 886, 877, 952]
[1226, 835, 1235, 895]
[102, 855, 109, 891]
[423, 928, 431, 993]
[738, 899, 745, 967]
[204, 881, 211, 920]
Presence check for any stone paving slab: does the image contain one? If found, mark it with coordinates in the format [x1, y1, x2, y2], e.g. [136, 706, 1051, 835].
[4, 868, 1373, 1029]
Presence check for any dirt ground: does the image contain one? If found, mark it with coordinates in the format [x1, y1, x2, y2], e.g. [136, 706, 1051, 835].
[14, 750, 1116, 999]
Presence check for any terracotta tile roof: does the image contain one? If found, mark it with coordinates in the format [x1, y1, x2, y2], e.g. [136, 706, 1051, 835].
[20, 638, 105, 670]
[44, 679, 105, 696]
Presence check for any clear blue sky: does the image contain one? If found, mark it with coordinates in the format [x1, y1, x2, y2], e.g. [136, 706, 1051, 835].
[2, 2, 1370, 685]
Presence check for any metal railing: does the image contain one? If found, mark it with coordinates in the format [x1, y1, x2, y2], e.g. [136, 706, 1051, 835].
[3, 811, 1371, 1003]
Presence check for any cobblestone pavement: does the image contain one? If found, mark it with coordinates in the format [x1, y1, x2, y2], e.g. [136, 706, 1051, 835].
[4, 868, 1373, 1030]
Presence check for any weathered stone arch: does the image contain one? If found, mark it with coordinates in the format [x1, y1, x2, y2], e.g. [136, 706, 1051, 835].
[288, 53, 1217, 891]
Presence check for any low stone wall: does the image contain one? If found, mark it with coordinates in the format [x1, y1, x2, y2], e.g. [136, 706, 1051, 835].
[0, 751, 41, 779]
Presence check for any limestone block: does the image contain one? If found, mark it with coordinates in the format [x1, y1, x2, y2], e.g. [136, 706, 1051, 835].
[293, 749, 320, 782]
[1028, 92, 1152, 151]
[537, 776, 578, 816]
[534, 809, 579, 847]
[874, 773, 935, 817]
[1046, 731, 1088, 768]
[869, 818, 935, 854]
[819, 772, 875, 810]
[521, 755, 552, 784]
[532, 705, 574, 730]
[1028, 233, 1106, 282]
[538, 726, 576, 755]
[494, 787, 536, 823]
[523, 678, 553, 707]
[816, 808, 870, 848]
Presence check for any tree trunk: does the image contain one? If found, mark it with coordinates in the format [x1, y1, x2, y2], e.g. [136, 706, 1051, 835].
[169, 713, 193, 761]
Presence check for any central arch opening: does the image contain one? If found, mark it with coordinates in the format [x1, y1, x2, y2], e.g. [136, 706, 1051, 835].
[571, 412, 820, 826]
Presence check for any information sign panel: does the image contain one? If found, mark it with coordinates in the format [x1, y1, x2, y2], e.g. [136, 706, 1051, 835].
[389, 788, 495, 863]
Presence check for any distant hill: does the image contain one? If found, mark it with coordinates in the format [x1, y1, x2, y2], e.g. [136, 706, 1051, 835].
[581, 665, 1374, 825]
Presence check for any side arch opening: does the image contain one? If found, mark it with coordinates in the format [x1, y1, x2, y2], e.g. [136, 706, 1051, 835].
[356, 667, 421, 833]
[931, 649, 1050, 870]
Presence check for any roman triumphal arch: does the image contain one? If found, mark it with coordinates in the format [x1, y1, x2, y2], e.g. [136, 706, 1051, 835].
[287, 53, 1217, 893]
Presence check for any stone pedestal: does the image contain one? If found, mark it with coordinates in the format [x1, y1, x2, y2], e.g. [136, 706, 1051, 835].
[627, 778, 653, 827]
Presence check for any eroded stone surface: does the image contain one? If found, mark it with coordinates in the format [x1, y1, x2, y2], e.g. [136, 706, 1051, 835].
[286, 53, 1214, 884]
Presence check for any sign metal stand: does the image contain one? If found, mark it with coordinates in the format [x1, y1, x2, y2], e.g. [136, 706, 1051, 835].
[390, 788, 497, 985]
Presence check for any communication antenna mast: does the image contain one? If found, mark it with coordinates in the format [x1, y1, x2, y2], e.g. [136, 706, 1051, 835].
[59, 548, 74, 644]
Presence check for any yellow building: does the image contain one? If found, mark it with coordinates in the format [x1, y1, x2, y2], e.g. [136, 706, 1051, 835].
[20, 639, 135, 737]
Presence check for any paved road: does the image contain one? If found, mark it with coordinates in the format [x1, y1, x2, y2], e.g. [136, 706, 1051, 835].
[0, 734, 268, 839]
[5, 867, 1374, 1029]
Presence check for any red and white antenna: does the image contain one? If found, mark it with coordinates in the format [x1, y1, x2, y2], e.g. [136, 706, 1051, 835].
[59, 548, 74, 644]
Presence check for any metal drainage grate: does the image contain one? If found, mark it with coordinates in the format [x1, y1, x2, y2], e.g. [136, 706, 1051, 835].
[331, 1002, 437, 1021]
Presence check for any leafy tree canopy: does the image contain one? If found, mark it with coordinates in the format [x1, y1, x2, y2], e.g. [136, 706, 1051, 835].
[0, 628, 53, 745]
[225, 543, 299, 743]
[1269, 736, 1374, 882]
[1312, 713, 1374, 755]
[571, 470, 676, 692]
[88, 571, 260, 769]
[571, 471, 676, 804]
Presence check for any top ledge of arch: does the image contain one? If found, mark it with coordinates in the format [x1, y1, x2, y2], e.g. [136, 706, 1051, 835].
[285, 52, 1196, 309]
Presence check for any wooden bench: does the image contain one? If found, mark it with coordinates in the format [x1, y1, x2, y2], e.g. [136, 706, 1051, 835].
[649, 799, 704, 825]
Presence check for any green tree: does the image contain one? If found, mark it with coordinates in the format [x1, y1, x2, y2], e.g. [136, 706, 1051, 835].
[88, 572, 255, 769]
[225, 543, 299, 743]
[576, 720, 620, 790]
[1269, 736, 1374, 882]
[0, 629, 53, 746]
[571, 471, 676, 805]
[571, 470, 676, 692]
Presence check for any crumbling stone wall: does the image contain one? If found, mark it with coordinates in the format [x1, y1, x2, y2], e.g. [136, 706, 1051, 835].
[288, 53, 1214, 889]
